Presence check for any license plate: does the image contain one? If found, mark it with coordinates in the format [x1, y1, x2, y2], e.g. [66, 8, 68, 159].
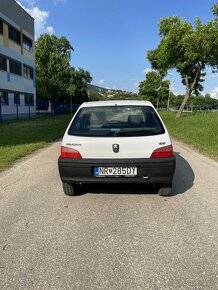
[94, 166, 137, 177]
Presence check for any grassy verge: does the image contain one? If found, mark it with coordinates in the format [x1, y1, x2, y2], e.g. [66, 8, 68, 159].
[1, 111, 217, 172]
[160, 111, 218, 161]
[0, 115, 72, 172]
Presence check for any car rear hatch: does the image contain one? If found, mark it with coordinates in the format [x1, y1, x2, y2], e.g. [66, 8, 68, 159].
[62, 135, 172, 159]
[62, 105, 172, 159]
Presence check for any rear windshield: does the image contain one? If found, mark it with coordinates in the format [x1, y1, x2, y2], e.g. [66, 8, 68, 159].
[68, 105, 165, 137]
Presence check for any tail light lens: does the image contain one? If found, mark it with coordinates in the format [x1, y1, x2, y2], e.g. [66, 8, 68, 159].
[60, 146, 82, 159]
[150, 145, 173, 158]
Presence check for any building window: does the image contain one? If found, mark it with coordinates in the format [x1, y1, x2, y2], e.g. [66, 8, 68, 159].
[25, 94, 34, 106]
[0, 91, 8, 106]
[0, 55, 7, 71]
[8, 25, 21, 44]
[24, 65, 33, 79]
[14, 93, 20, 105]
[23, 35, 33, 52]
[9, 59, 21, 76]
[0, 20, 3, 35]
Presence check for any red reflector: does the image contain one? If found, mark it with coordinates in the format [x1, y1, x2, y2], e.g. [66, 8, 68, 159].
[150, 145, 173, 158]
[60, 146, 82, 159]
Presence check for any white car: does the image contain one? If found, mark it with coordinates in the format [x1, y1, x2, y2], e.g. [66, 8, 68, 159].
[58, 100, 176, 196]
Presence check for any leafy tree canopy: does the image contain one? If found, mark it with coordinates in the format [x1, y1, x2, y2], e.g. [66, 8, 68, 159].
[35, 34, 73, 101]
[68, 68, 92, 103]
[147, 3, 218, 117]
[139, 71, 170, 108]
[211, 3, 218, 16]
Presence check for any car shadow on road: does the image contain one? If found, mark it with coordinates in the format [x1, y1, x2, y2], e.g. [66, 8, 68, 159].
[80, 152, 195, 197]
[171, 152, 195, 196]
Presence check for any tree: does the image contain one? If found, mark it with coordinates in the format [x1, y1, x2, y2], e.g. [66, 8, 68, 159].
[139, 71, 169, 108]
[68, 68, 92, 103]
[147, 3, 218, 118]
[89, 91, 105, 101]
[211, 3, 218, 17]
[35, 34, 73, 101]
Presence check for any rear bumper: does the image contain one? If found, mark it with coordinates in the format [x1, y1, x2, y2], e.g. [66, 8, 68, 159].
[58, 156, 176, 184]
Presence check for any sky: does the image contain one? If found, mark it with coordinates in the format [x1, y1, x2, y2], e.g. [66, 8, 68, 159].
[16, 0, 218, 99]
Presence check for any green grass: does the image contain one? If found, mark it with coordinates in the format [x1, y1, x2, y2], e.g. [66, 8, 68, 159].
[0, 111, 217, 172]
[160, 111, 218, 161]
[0, 115, 72, 171]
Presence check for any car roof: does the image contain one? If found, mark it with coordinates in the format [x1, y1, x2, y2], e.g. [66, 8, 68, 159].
[79, 100, 154, 108]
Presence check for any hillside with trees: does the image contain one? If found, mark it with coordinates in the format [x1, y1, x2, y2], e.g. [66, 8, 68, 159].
[87, 84, 138, 101]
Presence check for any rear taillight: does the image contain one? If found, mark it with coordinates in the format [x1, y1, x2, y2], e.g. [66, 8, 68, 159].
[60, 146, 82, 159]
[150, 145, 173, 158]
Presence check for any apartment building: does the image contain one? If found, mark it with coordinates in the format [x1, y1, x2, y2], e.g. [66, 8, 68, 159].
[0, 0, 35, 120]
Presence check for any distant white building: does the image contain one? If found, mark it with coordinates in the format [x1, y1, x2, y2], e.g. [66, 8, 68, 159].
[0, 0, 35, 120]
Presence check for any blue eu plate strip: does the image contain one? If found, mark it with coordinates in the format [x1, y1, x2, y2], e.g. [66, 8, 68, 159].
[94, 167, 99, 176]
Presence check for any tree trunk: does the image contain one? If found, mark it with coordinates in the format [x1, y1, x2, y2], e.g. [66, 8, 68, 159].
[176, 89, 190, 118]
[176, 67, 202, 118]
[156, 97, 159, 111]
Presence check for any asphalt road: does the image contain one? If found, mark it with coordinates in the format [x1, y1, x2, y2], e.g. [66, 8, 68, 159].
[0, 140, 218, 290]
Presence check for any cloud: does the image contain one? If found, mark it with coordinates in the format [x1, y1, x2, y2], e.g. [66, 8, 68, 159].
[28, 7, 54, 38]
[212, 73, 218, 79]
[171, 89, 180, 96]
[20, 0, 36, 6]
[143, 68, 154, 75]
[210, 87, 218, 99]
[171, 86, 181, 96]
[98, 80, 105, 85]
[133, 82, 139, 87]
[16, 1, 54, 39]
[46, 26, 55, 35]
[53, 0, 67, 4]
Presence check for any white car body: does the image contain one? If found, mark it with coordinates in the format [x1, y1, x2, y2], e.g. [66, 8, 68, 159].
[62, 101, 171, 159]
[58, 100, 176, 196]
